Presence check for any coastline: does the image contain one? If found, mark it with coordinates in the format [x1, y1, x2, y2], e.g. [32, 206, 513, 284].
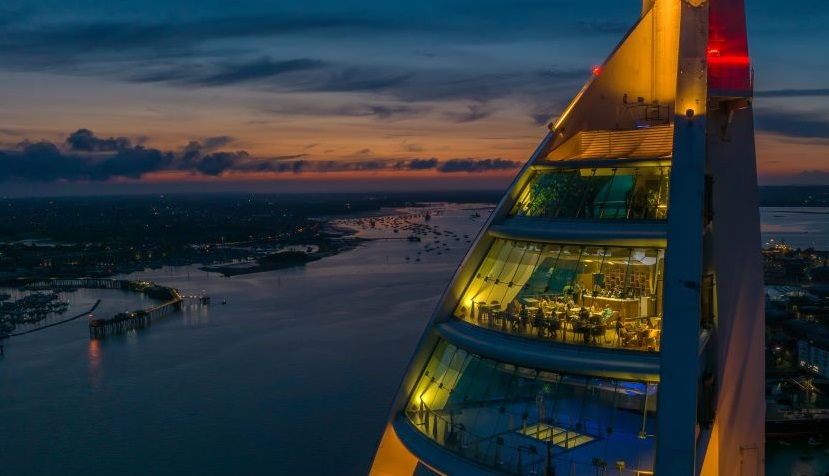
[197, 204, 469, 277]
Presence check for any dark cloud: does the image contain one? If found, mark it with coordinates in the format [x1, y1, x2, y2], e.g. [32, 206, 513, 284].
[0, 141, 87, 182]
[201, 136, 235, 151]
[0, 14, 395, 63]
[528, 99, 570, 125]
[0, 129, 521, 182]
[0, 8, 593, 108]
[303, 68, 413, 93]
[755, 88, 829, 98]
[402, 158, 438, 170]
[530, 113, 551, 126]
[444, 103, 493, 123]
[130, 67, 201, 84]
[93, 147, 173, 180]
[381, 69, 586, 103]
[401, 143, 423, 153]
[0, 5, 634, 65]
[755, 111, 829, 139]
[337, 103, 427, 120]
[244, 66, 586, 110]
[66, 128, 131, 152]
[194, 151, 249, 176]
[437, 158, 522, 173]
[132, 58, 325, 87]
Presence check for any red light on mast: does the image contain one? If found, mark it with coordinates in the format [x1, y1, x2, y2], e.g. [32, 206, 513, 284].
[708, 48, 720, 57]
[591, 66, 601, 75]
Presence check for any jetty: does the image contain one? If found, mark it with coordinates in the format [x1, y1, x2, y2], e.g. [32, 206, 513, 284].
[88, 295, 183, 339]
[0, 277, 204, 340]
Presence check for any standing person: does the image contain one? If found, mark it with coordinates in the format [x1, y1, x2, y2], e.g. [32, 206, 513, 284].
[536, 391, 546, 422]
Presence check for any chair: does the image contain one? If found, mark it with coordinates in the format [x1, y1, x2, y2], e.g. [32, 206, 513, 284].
[476, 302, 490, 323]
[644, 329, 661, 351]
[590, 325, 605, 344]
[533, 316, 547, 337]
[491, 310, 505, 329]
[613, 320, 625, 346]
[506, 313, 521, 332]
[573, 322, 590, 344]
[618, 323, 637, 347]
[549, 319, 562, 339]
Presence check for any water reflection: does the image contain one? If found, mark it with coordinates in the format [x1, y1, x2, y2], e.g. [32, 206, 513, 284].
[87, 339, 103, 390]
[182, 302, 211, 326]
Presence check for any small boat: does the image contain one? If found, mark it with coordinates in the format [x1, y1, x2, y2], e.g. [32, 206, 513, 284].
[221, 300, 227, 305]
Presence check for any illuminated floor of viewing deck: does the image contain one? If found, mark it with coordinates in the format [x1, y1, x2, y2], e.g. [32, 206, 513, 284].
[456, 313, 662, 353]
[404, 396, 656, 475]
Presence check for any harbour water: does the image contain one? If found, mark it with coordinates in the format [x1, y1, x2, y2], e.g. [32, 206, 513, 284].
[0, 205, 827, 475]
[0, 204, 489, 476]
[761, 207, 829, 250]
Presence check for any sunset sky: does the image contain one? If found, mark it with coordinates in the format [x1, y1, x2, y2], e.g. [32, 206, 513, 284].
[1, 0, 827, 196]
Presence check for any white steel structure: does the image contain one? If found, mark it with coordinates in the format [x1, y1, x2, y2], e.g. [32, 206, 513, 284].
[370, 0, 763, 474]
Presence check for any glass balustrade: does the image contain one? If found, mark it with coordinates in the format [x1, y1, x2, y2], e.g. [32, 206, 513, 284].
[405, 341, 658, 475]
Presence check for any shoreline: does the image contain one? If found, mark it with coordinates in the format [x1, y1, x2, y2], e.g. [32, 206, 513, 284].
[7, 299, 100, 338]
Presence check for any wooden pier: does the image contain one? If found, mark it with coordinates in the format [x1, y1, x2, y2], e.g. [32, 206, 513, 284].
[0, 278, 209, 340]
[88, 296, 183, 339]
[21, 278, 132, 291]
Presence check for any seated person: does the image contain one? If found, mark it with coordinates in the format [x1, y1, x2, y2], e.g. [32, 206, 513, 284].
[548, 316, 562, 338]
[518, 305, 529, 323]
[644, 328, 660, 349]
[572, 311, 589, 343]
[584, 305, 598, 323]
[614, 316, 634, 345]
[534, 306, 546, 320]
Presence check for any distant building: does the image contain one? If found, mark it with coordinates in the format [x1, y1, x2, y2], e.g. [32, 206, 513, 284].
[371, 0, 763, 475]
[798, 339, 829, 379]
[785, 320, 829, 378]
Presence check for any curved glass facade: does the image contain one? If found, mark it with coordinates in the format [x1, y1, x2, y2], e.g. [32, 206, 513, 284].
[454, 239, 664, 352]
[405, 340, 658, 475]
[511, 166, 670, 220]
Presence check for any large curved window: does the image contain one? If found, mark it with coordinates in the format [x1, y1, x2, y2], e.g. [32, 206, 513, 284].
[454, 239, 664, 352]
[511, 166, 670, 220]
[405, 341, 658, 475]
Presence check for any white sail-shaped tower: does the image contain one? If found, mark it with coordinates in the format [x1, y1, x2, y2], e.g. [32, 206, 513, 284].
[370, 0, 763, 474]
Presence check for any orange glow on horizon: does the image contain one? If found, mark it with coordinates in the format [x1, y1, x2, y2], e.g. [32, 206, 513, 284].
[135, 169, 520, 183]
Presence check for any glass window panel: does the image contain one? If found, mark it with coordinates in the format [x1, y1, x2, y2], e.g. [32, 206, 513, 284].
[405, 342, 659, 475]
[455, 240, 665, 353]
[512, 166, 671, 220]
